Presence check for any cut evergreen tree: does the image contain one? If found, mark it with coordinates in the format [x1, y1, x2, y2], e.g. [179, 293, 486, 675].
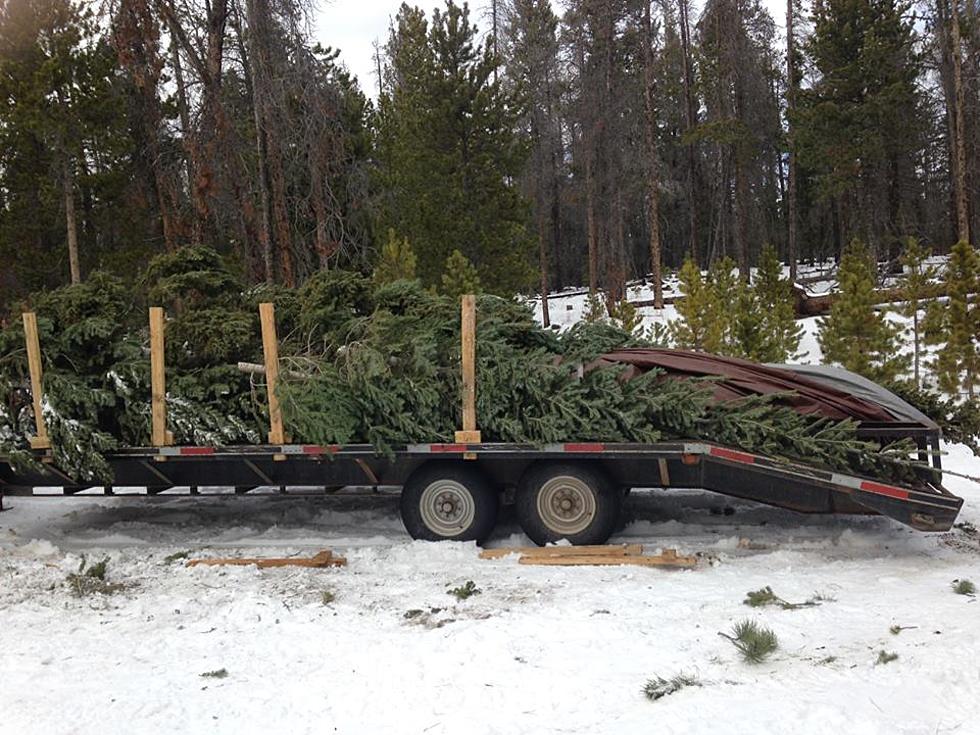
[818, 240, 907, 383]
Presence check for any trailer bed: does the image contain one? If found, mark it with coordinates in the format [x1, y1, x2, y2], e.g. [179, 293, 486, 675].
[0, 440, 962, 534]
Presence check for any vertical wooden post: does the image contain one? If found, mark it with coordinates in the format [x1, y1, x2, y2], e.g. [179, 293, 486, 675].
[259, 302, 285, 445]
[455, 294, 481, 444]
[149, 307, 172, 447]
[22, 312, 51, 450]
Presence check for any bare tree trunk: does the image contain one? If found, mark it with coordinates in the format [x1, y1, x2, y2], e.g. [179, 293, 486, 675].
[244, 0, 274, 282]
[678, 0, 700, 264]
[951, 0, 971, 244]
[642, 0, 663, 309]
[64, 158, 81, 284]
[586, 152, 599, 295]
[786, 0, 799, 280]
[267, 135, 295, 286]
[538, 207, 550, 327]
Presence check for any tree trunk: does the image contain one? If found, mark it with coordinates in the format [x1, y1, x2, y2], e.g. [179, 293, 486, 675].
[242, 0, 274, 282]
[64, 158, 81, 284]
[538, 207, 551, 327]
[642, 0, 663, 309]
[678, 0, 700, 264]
[951, 0, 971, 244]
[586, 153, 599, 294]
[786, 0, 799, 281]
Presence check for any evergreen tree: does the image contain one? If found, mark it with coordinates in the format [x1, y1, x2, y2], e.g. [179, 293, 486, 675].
[750, 244, 803, 362]
[794, 0, 925, 256]
[373, 229, 418, 285]
[440, 248, 482, 300]
[925, 240, 980, 396]
[671, 257, 727, 352]
[377, 1, 533, 294]
[899, 238, 937, 386]
[818, 240, 907, 382]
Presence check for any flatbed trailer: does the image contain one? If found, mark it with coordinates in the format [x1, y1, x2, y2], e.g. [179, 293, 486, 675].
[0, 439, 963, 545]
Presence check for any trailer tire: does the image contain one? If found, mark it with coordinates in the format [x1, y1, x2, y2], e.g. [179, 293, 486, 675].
[400, 464, 498, 543]
[515, 463, 621, 546]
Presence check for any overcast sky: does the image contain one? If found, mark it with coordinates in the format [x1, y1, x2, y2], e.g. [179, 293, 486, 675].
[315, 0, 788, 99]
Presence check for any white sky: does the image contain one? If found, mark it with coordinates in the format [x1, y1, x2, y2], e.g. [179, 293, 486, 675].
[314, 0, 788, 99]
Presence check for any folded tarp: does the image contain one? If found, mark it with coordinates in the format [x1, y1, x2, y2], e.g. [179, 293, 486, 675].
[597, 349, 928, 427]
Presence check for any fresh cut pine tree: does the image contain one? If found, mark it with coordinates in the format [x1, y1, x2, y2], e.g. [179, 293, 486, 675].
[925, 240, 980, 397]
[818, 240, 907, 383]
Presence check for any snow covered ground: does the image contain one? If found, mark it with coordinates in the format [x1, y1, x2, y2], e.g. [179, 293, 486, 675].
[3, 263, 979, 735]
[2, 446, 979, 735]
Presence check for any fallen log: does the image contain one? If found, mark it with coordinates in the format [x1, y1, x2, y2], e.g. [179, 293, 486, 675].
[186, 549, 346, 568]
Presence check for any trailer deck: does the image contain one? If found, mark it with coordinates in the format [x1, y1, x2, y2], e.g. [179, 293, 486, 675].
[0, 439, 963, 539]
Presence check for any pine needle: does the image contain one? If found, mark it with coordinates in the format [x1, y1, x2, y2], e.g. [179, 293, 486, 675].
[721, 620, 779, 664]
[642, 674, 702, 701]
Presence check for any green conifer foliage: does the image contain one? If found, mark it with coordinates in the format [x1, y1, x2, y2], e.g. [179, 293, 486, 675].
[440, 249, 482, 301]
[373, 229, 418, 285]
[899, 238, 937, 387]
[746, 244, 803, 362]
[925, 240, 980, 397]
[670, 257, 725, 351]
[818, 240, 907, 382]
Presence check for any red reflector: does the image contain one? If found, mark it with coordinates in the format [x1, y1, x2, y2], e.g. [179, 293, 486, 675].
[180, 447, 215, 456]
[303, 445, 338, 455]
[564, 443, 605, 452]
[430, 444, 467, 453]
[709, 447, 756, 464]
[859, 480, 909, 500]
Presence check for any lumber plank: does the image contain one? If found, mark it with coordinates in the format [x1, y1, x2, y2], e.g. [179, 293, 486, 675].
[149, 307, 170, 447]
[187, 550, 346, 569]
[22, 312, 50, 450]
[517, 551, 697, 568]
[459, 294, 478, 435]
[259, 302, 285, 445]
[479, 544, 644, 560]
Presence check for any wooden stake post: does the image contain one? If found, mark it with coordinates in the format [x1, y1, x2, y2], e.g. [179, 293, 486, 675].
[454, 294, 481, 444]
[149, 307, 173, 447]
[259, 302, 285, 446]
[22, 312, 50, 450]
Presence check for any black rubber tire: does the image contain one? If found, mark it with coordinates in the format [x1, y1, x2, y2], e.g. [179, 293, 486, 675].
[400, 463, 499, 543]
[515, 462, 621, 546]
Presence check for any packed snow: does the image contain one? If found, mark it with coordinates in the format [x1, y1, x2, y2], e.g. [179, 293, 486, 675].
[3, 264, 979, 734]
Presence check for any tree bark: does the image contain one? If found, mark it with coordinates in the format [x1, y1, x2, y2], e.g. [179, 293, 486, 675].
[642, 0, 663, 309]
[950, 0, 971, 244]
[64, 158, 81, 284]
[244, 0, 274, 282]
[786, 0, 799, 281]
[678, 0, 700, 264]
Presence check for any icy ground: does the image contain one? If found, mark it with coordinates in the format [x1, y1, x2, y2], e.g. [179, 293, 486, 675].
[2, 444, 979, 735]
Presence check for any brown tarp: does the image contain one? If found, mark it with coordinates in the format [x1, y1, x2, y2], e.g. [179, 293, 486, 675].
[595, 349, 898, 424]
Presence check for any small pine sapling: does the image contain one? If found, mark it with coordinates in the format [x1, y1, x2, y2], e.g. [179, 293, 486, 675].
[899, 238, 937, 387]
[440, 249, 482, 301]
[608, 298, 643, 335]
[584, 292, 606, 323]
[373, 229, 418, 285]
[818, 240, 907, 383]
[751, 244, 804, 362]
[924, 240, 980, 398]
[671, 257, 726, 352]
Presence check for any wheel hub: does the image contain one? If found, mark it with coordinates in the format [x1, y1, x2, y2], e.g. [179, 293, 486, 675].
[536, 476, 597, 536]
[420, 480, 476, 537]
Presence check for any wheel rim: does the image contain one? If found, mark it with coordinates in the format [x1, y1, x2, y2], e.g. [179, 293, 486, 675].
[536, 475, 597, 536]
[419, 480, 476, 537]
